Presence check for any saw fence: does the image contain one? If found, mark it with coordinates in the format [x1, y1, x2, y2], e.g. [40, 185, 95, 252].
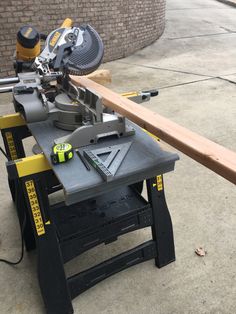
[71, 76, 236, 185]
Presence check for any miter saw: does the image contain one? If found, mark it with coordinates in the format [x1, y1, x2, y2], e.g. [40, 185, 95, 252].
[32, 19, 104, 76]
[13, 18, 103, 76]
[4, 19, 135, 154]
[0, 18, 158, 172]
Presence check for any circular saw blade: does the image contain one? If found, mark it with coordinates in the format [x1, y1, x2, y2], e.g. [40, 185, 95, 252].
[64, 24, 104, 76]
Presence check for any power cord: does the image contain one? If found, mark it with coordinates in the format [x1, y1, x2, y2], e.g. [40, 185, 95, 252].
[0, 213, 26, 265]
[0, 146, 9, 160]
[0, 145, 25, 265]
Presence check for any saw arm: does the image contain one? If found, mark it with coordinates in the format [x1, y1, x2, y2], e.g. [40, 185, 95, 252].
[33, 21, 104, 76]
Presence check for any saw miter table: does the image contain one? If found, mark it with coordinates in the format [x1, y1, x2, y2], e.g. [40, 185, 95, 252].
[0, 19, 179, 314]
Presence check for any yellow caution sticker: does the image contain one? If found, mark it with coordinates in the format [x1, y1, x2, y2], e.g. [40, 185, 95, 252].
[24, 27, 33, 38]
[143, 129, 160, 142]
[50, 31, 61, 47]
[156, 175, 163, 191]
[5, 131, 18, 160]
[121, 91, 139, 98]
[25, 180, 45, 236]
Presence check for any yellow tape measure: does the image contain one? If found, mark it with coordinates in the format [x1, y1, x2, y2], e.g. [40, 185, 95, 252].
[51, 143, 73, 164]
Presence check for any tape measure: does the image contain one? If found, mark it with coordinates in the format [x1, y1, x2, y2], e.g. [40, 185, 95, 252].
[51, 143, 73, 164]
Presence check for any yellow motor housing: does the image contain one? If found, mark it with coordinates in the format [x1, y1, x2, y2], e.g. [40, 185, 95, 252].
[60, 18, 73, 28]
[16, 25, 40, 61]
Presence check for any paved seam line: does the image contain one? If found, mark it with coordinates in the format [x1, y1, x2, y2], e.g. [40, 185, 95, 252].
[159, 78, 216, 90]
[217, 77, 236, 85]
[159, 76, 236, 90]
[168, 32, 236, 40]
[166, 7, 228, 10]
[116, 61, 213, 78]
[218, 72, 236, 76]
[117, 62, 236, 85]
[215, 0, 236, 8]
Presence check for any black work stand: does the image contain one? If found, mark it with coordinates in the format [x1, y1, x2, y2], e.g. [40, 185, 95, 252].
[3, 119, 179, 314]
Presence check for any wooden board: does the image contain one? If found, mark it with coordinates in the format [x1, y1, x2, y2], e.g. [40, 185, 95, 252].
[70, 75, 236, 184]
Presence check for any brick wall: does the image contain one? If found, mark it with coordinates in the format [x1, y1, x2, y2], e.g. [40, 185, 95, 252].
[0, 0, 166, 77]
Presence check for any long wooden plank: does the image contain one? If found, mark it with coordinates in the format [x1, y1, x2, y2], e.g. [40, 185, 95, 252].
[70, 75, 236, 184]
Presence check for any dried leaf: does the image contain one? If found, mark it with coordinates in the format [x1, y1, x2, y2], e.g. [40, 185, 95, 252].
[195, 247, 206, 257]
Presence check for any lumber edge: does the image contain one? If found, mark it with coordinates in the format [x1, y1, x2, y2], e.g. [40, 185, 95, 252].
[70, 75, 236, 185]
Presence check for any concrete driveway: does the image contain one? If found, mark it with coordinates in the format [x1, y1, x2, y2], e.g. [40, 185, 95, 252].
[0, 0, 235, 313]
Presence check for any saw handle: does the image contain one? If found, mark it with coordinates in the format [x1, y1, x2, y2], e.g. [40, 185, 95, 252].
[61, 18, 73, 28]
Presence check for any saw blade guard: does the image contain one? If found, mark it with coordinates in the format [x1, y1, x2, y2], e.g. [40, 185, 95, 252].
[65, 24, 104, 76]
[34, 22, 104, 76]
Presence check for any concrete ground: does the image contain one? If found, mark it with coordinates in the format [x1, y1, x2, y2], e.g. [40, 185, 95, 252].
[0, 0, 236, 313]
